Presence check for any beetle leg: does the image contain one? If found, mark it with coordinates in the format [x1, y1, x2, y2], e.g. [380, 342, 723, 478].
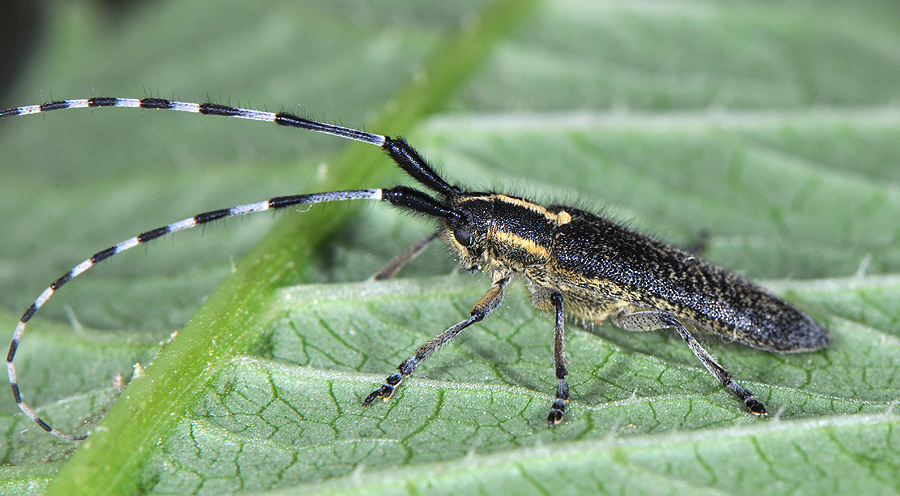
[363, 274, 510, 406]
[547, 291, 569, 427]
[370, 230, 440, 281]
[614, 311, 768, 417]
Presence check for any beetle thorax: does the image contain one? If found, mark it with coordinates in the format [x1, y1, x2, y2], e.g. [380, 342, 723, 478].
[441, 193, 566, 274]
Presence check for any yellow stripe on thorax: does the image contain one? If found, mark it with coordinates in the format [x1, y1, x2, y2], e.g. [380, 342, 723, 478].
[491, 194, 571, 226]
[492, 230, 551, 259]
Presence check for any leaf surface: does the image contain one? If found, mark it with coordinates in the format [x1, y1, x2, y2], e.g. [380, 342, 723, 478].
[1, 1, 899, 495]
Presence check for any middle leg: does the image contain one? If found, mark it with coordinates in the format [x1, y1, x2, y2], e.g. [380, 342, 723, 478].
[547, 291, 569, 427]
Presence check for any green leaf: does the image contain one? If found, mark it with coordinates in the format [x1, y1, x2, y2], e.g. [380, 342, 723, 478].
[1, 1, 900, 495]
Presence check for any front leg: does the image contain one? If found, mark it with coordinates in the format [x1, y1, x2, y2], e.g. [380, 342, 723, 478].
[370, 230, 440, 281]
[363, 274, 511, 406]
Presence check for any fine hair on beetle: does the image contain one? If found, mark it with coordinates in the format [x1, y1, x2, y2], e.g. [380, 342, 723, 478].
[2, 97, 830, 441]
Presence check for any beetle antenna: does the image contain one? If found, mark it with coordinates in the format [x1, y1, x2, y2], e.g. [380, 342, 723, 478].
[7, 189, 383, 440]
[3, 98, 459, 197]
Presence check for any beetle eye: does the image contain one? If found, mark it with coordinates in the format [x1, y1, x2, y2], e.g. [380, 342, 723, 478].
[453, 226, 471, 247]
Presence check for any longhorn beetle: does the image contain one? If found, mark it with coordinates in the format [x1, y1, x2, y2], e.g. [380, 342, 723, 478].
[2, 97, 830, 441]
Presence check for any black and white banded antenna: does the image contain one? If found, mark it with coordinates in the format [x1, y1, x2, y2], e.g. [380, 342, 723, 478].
[1, 97, 463, 440]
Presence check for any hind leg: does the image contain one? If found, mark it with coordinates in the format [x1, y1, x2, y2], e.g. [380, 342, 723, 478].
[613, 311, 768, 416]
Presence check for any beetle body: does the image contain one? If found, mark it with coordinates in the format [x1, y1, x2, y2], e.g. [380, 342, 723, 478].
[443, 192, 829, 353]
[2, 97, 830, 439]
